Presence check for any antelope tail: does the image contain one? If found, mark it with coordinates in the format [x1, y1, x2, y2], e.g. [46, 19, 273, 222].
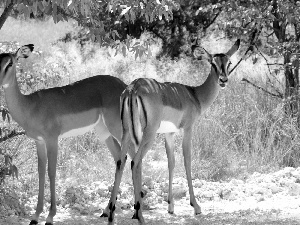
[121, 92, 145, 146]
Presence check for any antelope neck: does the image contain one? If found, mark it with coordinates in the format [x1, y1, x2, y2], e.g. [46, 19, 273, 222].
[194, 63, 221, 113]
[4, 74, 31, 128]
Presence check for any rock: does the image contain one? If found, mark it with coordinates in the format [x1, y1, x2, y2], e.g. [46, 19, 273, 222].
[254, 194, 265, 202]
[173, 184, 187, 200]
[118, 199, 131, 210]
[287, 183, 300, 196]
[193, 179, 205, 188]
[230, 179, 244, 186]
[144, 176, 155, 189]
[201, 190, 214, 200]
[80, 209, 89, 215]
[8, 210, 15, 216]
[219, 188, 231, 200]
[267, 183, 282, 194]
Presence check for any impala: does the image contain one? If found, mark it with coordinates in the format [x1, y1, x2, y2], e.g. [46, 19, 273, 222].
[106, 39, 240, 224]
[0, 45, 127, 225]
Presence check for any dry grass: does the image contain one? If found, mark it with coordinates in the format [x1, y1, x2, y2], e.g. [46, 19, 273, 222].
[0, 18, 298, 191]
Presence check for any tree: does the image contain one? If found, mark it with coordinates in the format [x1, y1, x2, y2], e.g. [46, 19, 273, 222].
[213, 0, 300, 119]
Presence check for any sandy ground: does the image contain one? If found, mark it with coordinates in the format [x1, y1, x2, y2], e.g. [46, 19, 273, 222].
[2, 197, 300, 225]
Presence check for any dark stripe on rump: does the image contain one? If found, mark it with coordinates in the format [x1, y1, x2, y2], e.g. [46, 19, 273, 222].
[138, 96, 147, 127]
[120, 96, 126, 125]
[130, 95, 139, 145]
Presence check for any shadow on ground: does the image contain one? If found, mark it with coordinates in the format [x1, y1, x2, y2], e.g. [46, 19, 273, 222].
[2, 206, 300, 225]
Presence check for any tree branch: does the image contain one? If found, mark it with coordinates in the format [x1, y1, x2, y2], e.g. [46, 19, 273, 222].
[203, 7, 222, 30]
[0, 3, 14, 30]
[0, 130, 25, 143]
[241, 78, 283, 98]
[230, 24, 262, 74]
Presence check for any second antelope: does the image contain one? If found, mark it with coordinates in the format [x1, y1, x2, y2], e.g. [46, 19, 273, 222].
[106, 39, 240, 224]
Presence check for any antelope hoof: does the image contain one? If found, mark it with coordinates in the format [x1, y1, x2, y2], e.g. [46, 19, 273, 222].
[29, 220, 38, 225]
[100, 212, 108, 217]
[132, 213, 138, 220]
[168, 210, 174, 214]
[45, 223, 53, 225]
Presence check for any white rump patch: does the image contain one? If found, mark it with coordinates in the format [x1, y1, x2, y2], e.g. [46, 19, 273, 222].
[156, 121, 179, 133]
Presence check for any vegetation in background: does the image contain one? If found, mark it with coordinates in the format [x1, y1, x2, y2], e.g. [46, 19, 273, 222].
[1, 17, 299, 187]
[0, 1, 300, 220]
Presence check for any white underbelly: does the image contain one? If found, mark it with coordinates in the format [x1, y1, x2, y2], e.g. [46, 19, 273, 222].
[156, 121, 179, 133]
[59, 115, 102, 138]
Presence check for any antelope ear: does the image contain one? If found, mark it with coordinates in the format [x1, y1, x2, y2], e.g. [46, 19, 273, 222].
[16, 44, 34, 60]
[226, 39, 240, 57]
[192, 46, 212, 63]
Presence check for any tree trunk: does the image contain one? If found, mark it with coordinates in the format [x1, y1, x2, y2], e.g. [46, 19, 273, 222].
[284, 52, 300, 119]
[0, 3, 14, 31]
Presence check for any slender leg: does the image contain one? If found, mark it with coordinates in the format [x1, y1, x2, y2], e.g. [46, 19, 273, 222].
[30, 141, 47, 225]
[107, 131, 130, 225]
[182, 128, 201, 215]
[45, 138, 59, 225]
[131, 135, 155, 224]
[165, 133, 175, 214]
[131, 160, 143, 221]
[101, 136, 122, 217]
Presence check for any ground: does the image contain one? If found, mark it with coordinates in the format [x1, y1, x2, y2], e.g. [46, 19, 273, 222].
[1, 167, 300, 225]
[2, 200, 300, 225]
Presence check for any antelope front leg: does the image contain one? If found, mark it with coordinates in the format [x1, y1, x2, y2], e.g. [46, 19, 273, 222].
[30, 141, 47, 225]
[182, 128, 201, 215]
[45, 139, 59, 225]
[165, 133, 175, 214]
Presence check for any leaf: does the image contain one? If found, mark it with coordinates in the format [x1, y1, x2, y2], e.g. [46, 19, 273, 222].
[4, 155, 11, 166]
[53, 3, 58, 23]
[124, 13, 130, 22]
[122, 45, 126, 57]
[147, 48, 152, 58]
[139, 48, 144, 58]
[114, 48, 119, 57]
[45, 2, 53, 14]
[38, 2, 44, 11]
[11, 165, 18, 179]
[32, 1, 38, 16]
[135, 49, 139, 60]
[2, 110, 6, 121]
[130, 10, 136, 23]
[113, 30, 120, 38]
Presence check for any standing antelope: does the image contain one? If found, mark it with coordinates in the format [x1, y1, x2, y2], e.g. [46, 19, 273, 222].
[106, 39, 240, 224]
[0, 45, 127, 225]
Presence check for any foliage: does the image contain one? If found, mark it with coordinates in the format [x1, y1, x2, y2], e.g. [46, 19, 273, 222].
[1, 0, 177, 57]
[214, 0, 300, 118]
